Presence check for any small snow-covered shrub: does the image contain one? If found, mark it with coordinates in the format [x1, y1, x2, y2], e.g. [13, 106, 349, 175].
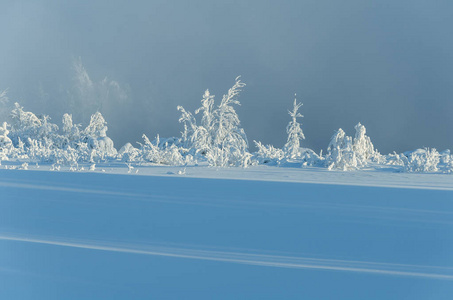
[119, 143, 140, 162]
[137, 134, 189, 166]
[298, 148, 323, 167]
[402, 148, 440, 173]
[253, 144, 322, 168]
[253, 141, 285, 165]
[383, 152, 405, 166]
[438, 150, 453, 173]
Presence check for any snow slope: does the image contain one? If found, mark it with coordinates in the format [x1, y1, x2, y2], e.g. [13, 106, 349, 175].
[1, 168, 453, 299]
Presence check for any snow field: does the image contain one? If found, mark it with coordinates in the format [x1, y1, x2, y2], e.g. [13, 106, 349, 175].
[1, 169, 453, 299]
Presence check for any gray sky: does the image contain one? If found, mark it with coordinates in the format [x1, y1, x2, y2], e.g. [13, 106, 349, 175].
[1, 0, 453, 153]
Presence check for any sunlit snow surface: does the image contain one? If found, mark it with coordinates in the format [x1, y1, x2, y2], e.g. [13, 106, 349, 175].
[1, 164, 453, 299]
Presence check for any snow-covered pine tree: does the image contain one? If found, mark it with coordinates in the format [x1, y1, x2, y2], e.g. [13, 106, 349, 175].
[352, 122, 378, 167]
[325, 128, 358, 170]
[83, 112, 107, 138]
[283, 95, 305, 159]
[82, 112, 117, 156]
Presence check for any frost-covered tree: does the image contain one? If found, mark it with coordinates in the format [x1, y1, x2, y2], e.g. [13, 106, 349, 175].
[352, 122, 379, 166]
[177, 77, 250, 167]
[82, 112, 117, 156]
[178, 89, 215, 155]
[0, 122, 13, 161]
[3, 103, 120, 164]
[326, 123, 380, 170]
[252, 95, 323, 167]
[57, 113, 82, 150]
[38, 115, 59, 143]
[325, 128, 358, 170]
[62, 113, 75, 135]
[210, 77, 250, 167]
[9, 103, 59, 148]
[62, 114, 81, 141]
[177, 105, 197, 148]
[283, 95, 305, 159]
[196, 90, 215, 130]
[193, 89, 215, 154]
[83, 112, 108, 138]
[10, 102, 41, 131]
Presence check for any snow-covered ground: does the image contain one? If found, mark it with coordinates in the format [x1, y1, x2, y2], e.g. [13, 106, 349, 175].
[3, 161, 453, 190]
[1, 165, 453, 299]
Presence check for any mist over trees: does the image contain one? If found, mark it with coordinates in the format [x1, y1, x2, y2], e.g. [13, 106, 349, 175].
[1, 73, 452, 173]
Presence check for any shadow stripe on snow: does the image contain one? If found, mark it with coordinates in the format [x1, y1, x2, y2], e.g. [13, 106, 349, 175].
[1, 233, 452, 280]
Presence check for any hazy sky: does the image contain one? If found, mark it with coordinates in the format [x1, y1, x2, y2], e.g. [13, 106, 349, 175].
[1, 0, 453, 153]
